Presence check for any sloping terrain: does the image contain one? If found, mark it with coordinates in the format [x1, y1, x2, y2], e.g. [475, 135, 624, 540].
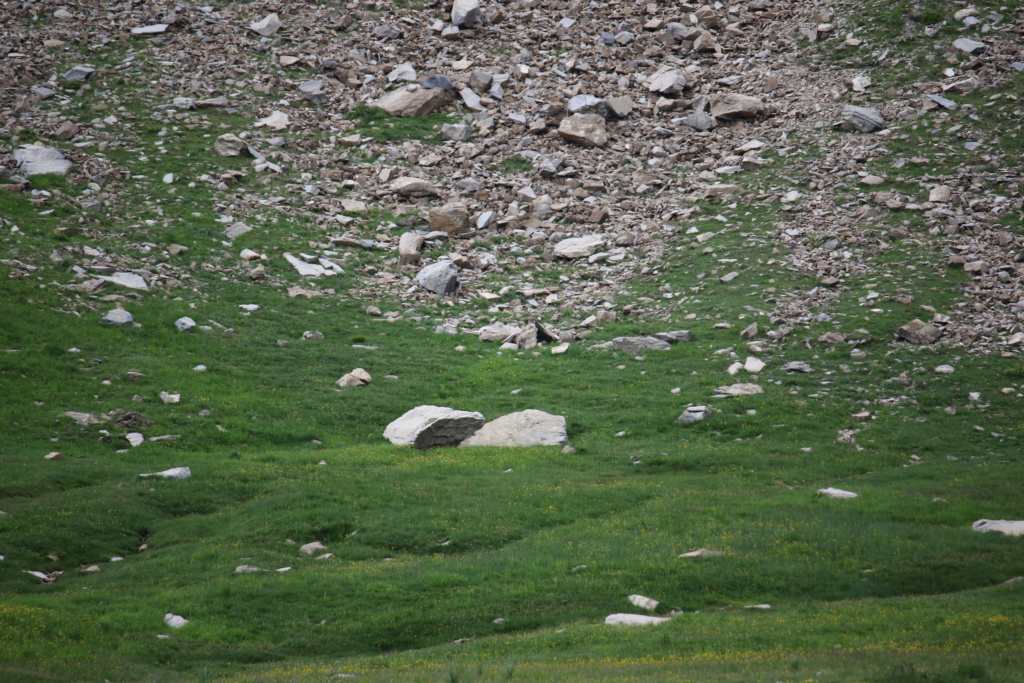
[1, 0, 1023, 681]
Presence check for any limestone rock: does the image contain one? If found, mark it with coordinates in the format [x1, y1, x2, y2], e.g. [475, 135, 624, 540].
[416, 261, 459, 294]
[374, 86, 454, 117]
[478, 323, 521, 342]
[715, 383, 763, 396]
[214, 134, 250, 157]
[679, 548, 724, 558]
[337, 368, 372, 387]
[451, 0, 483, 28]
[390, 177, 439, 197]
[14, 145, 72, 176]
[174, 316, 196, 332]
[384, 405, 486, 449]
[250, 13, 282, 36]
[554, 235, 604, 258]
[709, 94, 764, 119]
[628, 595, 659, 611]
[557, 114, 608, 147]
[164, 613, 189, 628]
[839, 105, 885, 133]
[612, 336, 671, 352]
[102, 309, 134, 326]
[460, 410, 568, 447]
[648, 69, 687, 96]
[676, 406, 709, 424]
[299, 541, 326, 555]
[568, 94, 608, 116]
[897, 319, 941, 345]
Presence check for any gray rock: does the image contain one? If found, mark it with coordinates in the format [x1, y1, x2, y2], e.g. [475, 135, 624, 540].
[460, 409, 568, 447]
[818, 487, 858, 500]
[451, 0, 483, 28]
[459, 88, 485, 112]
[925, 94, 958, 111]
[780, 361, 813, 373]
[384, 405, 486, 449]
[654, 330, 693, 343]
[676, 406, 710, 424]
[470, 70, 493, 92]
[952, 37, 986, 54]
[14, 145, 72, 176]
[102, 309, 134, 326]
[389, 176, 439, 197]
[714, 383, 763, 396]
[419, 74, 455, 90]
[606, 96, 633, 118]
[709, 93, 764, 119]
[612, 336, 671, 353]
[442, 123, 473, 141]
[682, 111, 716, 131]
[554, 235, 604, 258]
[63, 65, 95, 82]
[839, 105, 885, 133]
[568, 94, 608, 117]
[337, 368, 372, 387]
[478, 323, 521, 342]
[131, 24, 169, 35]
[388, 63, 417, 82]
[213, 134, 251, 157]
[374, 86, 453, 117]
[174, 316, 196, 332]
[557, 114, 608, 147]
[225, 221, 252, 239]
[897, 319, 941, 344]
[250, 13, 282, 36]
[96, 272, 149, 291]
[648, 69, 687, 96]
[416, 261, 459, 295]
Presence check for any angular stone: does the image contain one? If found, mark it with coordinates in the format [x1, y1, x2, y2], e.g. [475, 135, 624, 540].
[388, 63, 418, 82]
[840, 105, 885, 133]
[612, 336, 671, 353]
[374, 86, 454, 117]
[164, 613, 189, 628]
[460, 410, 568, 447]
[416, 261, 459, 294]
[897, 319, 941, 344]
[682, 111, 715, 131]
[478, 323, 521, 342]
[567, 94, 608, 116]
[553, 235, 604, 258]
[225, 221, 252, 239]
[648, 69, 687, 96]
[607, 96, 633, 118]
[213, 134, 249, 157]
[131, 24, 168, 35]
[14, 145, 72, 176]
[679, 548, 724, 558]
[676, 406, 710, 424]
[174, 317, 196, 332]
[442, 123, 473, 141]
[952, 37, 986, 54]
[102, 309, 134, 326]
[255, 111, 290, 130]
[451, 0, 483, 28]
[709, 93, 764, 119]
[628, 595, 659, 611]
[63, 65, 95, 82]
[557, 114, 608, 147]
[337, 368, 372, 387]
[429, 204, 472, 234]
[384, 405, 486, 449]
[250, 13, 282, 36]
[714, 383, 763, 396]
[390, 176, 439, 197]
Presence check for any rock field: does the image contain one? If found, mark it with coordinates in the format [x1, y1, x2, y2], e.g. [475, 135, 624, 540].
[1, 0, 1022, 354]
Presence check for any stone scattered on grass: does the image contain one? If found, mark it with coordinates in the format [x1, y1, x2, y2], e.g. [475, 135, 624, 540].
[972, 520, 1024, 536]
[628, 594, 659, 611]
[139, 467, 191, 480]
[164, 613, 189, 628]
[459, 410, 568, 447]
[818, 487, 858, 500]
[384, 406, 485, 449]
[605, 613, 671, 626]
[679, 548, 724, 559]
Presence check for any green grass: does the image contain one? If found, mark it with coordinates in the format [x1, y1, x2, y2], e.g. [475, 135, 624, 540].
[346, 104, 456, 144]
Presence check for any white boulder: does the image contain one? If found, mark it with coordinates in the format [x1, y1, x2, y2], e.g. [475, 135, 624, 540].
[605, 613, 671, 626]
[460, 410, 568, 447]
[384, 405, 485, 449]
[973, 519, 1024, 536]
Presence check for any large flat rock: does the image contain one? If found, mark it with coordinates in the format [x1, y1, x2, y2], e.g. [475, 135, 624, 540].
[460, 410, 568, 447]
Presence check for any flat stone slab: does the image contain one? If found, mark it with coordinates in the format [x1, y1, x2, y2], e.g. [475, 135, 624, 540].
[819, 487, 858, 500]
[14, 145, 72, 176]
[460, 410, 568, 447]
[605, 613, 671, 626]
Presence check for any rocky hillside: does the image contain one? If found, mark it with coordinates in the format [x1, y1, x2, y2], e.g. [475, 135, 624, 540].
[2, 0, 1022, 356]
